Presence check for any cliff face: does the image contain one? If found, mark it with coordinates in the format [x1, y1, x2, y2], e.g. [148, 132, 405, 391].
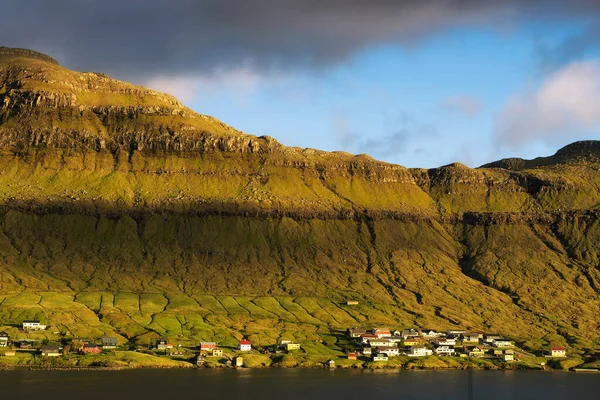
[1, 47, 600, 351]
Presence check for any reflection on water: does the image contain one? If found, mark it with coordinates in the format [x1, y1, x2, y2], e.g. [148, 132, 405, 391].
[0, 369, 598, 400]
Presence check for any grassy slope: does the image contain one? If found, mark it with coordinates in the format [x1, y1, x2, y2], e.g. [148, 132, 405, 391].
[0, 51, 600, 359]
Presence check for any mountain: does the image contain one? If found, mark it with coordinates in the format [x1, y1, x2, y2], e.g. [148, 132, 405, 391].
[0, 46, 599, 356]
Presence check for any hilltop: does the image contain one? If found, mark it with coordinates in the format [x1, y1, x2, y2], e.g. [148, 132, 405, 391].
[0, 47, 599, 362]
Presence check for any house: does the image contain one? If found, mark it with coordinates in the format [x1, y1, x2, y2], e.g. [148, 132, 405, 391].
[327, 359, 336, 368]
[2, 351, 15, 357]
[346, 300, 359, 306]
[22, 320, 46, 331]
[156, 339, 173, 351]
[200, 342, 217, 352]
[81, 344, 102, 354]
[461, 333, 481, 344]
[446, 330, 466, 336]
[284, 342, 301, 351]
[434, 337, 457, 346]
[421, 329, 443, 338]
[40, 345, 61, 357]
[362, 346, 372, 356]
[0, 332, 8, 347]
[372, 328, 391, 338]
[347, 352, 358, 360]
[484, 333, 502, 343]
[408, 347, 433, 357]
[360, 334, 378, 344]
[371, 352, 389, 362]
[377, 346, 400, 357]
[347, 327, 367, 338]
[368, 338, 393, 348]
[239, 339, 252, 351]
[403, 338, 423, 347]
[401, 329, 420, 339]
[491, 348, 503, 356]
[548, 348, 567, 358]
[101, 337, 118, 349]
[233, 356, 244, 367]
[468, 346, 486, 358]
[18, 340, 36, 350]
[492, 339, 513, 348]
[211, 348, 223, 357]
[434, 345, 456, 356]
[502, 353, 514, 362]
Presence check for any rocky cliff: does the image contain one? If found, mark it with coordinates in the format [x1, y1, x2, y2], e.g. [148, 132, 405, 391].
[1, 47, 599, 352]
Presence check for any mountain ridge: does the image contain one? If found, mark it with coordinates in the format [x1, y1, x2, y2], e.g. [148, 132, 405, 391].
[1, 47, 600, 357]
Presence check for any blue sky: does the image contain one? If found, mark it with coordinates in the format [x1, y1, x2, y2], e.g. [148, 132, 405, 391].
[151, 21, 600, 168]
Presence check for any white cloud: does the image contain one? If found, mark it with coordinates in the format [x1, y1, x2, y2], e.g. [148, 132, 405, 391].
[144, 67, 263, 103]
[497, 60, 600, 147]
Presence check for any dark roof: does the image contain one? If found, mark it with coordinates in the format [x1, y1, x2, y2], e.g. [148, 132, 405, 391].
[0, 331, 8, 337]
[41, 345, 60, 351]
[23, 320, 40, 323]
[83, 343, 100, 348]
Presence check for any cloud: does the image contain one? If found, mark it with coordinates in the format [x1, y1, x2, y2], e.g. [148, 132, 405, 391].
[441, 95, 483, 117]
[2, 0, 600, 81]
[145, 67, 263, 103]
[496, 60, 600, 148]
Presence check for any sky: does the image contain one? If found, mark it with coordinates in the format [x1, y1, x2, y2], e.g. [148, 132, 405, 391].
[2, 0, 600, 168]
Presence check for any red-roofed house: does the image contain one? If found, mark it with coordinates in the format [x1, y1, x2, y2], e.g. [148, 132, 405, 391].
[239, 340, 252, 352]
[372, 328, 391, 338]
[549, 348, 566, 358]
[200, 342, 217, 352]
[81, 344, 102, 354]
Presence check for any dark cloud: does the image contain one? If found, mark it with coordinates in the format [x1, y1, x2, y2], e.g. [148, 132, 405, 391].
[3, 0, 600, 80]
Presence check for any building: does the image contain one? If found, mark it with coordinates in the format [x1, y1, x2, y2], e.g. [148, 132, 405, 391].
[468, 346, 486, 358]
[239, 339, 252, 351]
[234, 356, 244, 367]
[434, 337, 457, 346]
[492, 339, 513, 348]
[362, 346, 372, 356]
[372, 328, 391, 338]
[368, 338, 393, 348]
[434, 345, 456, 356]
[377, 346, 400, 357]
[200, 342, 217, 352]
[0, 332, 8, 347]
[484, 334, 502, 343]
[156, 339, 173, 351]
[403, 338, 423, 347]
[371, 352, 389, 362]
[360, 334, 378, 344]
[421, 329, 443, 338]
[22, 320, 46, 331]
[502, 353, 514, 362]
[327, 359, 336, 368]
[211, 348, 223, 357]
[408, 347, 433, 357]
[400, 329, 420, 339]
[284, 342, 301, 351]
[461, 333, 481, 344]
[446, 330, 466, 336]
[81, 344, 102, 354]
[101, 337, 118, 349]
[346, 300, 359, 306]
[347, 352, 358, 360]
[347, 327, 367, 338]
[40, 345, 61, 357]
[548, 348, 567, 358]
[2, 351, 15, 357]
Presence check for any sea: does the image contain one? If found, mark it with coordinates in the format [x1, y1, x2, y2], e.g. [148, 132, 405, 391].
[1, 368, 598, 399]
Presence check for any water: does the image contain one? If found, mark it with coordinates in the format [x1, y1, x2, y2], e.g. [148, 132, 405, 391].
[0, 369, 598, 400]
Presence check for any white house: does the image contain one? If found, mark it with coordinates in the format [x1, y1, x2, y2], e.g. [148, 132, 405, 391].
[372, 328, 391, 338]
[434, 345, 456, 356]
[239, 339, 252, 351]
[435, 337, 456, 346]
[502, 353, 514, 362]
[372, 352, 389, 362]
[548, 347, 566, 358]
[22, 320, 46, 331]
[492, 339, 513, 348]
[377, 346, 400, 357]
[368, 338, 393, 348]
[0, 332, 8, 347]
[421, 330, 443, 338]
[408, 347, 433, 357]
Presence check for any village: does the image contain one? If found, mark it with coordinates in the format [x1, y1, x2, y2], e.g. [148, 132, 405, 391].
[0, 319, 573, 370]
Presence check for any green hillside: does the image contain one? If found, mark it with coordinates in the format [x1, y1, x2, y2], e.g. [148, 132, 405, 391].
[0, 46, 599, 358]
